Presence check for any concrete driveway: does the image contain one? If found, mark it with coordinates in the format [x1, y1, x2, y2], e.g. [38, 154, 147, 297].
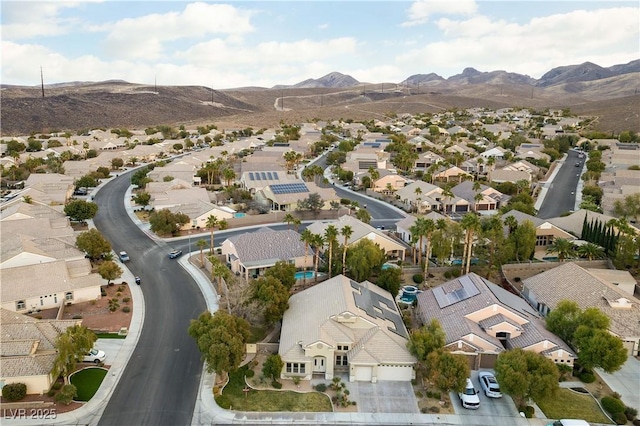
[597, 357, 640, 412]
[94, 338, 126, 365]
[347, 380, 419, 413]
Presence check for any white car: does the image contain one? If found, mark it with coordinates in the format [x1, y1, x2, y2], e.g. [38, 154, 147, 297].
[478, 371, 502, 398]
[458, 378, 480, 409]
[83, 348, 106, 364]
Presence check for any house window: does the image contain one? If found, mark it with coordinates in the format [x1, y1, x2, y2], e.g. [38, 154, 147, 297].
[337, 345, 349, 351]
[336, 355, 348, 366]
[65, 292, 73, 301]
[16, 300, 26, 310]
[286, 363, 306, 374]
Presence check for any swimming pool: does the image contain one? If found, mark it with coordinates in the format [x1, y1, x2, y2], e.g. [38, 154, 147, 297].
[295, 270, 316, 280]
[382, 263, 399, 270]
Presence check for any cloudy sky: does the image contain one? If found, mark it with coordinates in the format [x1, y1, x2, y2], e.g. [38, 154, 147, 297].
[2, 0, 638, 89]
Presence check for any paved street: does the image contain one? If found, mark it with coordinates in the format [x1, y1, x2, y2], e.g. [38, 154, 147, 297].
[537, 150, 584, 218]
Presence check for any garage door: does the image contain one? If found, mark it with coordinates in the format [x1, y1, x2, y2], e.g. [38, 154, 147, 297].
[377, 365, 413, 381]
[479, 353, 498, 369]
[465, 354, 477, 370]
[354, 366, 373, 382]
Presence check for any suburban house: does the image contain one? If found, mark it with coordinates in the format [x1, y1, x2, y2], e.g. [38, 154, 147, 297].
[168, 202, 236, 230]
[372, 172, 408, 194]
[254, 181, 339, 212]
[480, 147, 507, 160]
[279, 274, 416, 383]
[395, 181, 444, 213]
[0, 309, 80, 394]
[307, 215, 408, 261]
[23, 173, 75, 206]
[503, 210, 576, 256]
[416, 273, 575, 370]
[240, 170, 292, 194]
[395, 212, 448, 250]
[521, 262, 640, 356]
[433, 166, 472, 183]
[221, 227, 313, 280]
[414, 152, 444, 169]
[489, 169, 532, 184]
[451, 181, 510, 214]
[148, 160, 201, 185]
[146, 179, 211, 209]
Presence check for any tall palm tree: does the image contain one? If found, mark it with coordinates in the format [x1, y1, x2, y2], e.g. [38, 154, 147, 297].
[195, 239, 208, 267]
[411, 217, 428, 268]
[300, 229, 314, 287]
[205, 215, 219, 253]
[312, 233, 325, 283]
[441, 184, 454, 214]
[577, 242, 605, 261]
[210, 256, 232, 313]
[461, 213, 481, 274]
[283, 213, 295, 229]
[546, 238, 576, 262]
[341, 225, 353, 276]
[422, 219, 436, 284]
[368, 166, 380, 190]
[325, 225, 339, 278]
[504, 215, 518, 234]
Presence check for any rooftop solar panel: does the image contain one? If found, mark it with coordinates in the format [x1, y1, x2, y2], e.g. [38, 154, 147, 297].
[270, 183, 309, 194]
[248, 172, 255, 180]
[261, 172, 267, 180]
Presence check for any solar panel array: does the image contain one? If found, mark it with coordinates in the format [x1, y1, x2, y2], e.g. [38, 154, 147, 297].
[350, 281, 407, 338]
[270, 183, 309, 194]
[248, 171, 279, 181]
[363, 142, 381, 148]
[433, 275, 480, 309]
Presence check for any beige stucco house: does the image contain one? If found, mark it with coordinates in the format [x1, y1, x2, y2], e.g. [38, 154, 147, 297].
[416, 273, 575, 370]
[279, 275, 416, 383]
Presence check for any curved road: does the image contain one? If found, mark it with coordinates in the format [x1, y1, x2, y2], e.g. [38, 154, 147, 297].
[94, 173, 206, 426]
[537, 149, 584, 219]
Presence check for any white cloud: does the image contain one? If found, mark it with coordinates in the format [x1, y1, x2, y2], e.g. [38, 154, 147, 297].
[402, 0, 478, 27]
[318, 23, 329, 30]
[1, 1, 94, 39]
[397, 7, 640, 78]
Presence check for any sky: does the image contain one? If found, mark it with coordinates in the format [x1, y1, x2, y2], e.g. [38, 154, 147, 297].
[1, 0, 639, 89]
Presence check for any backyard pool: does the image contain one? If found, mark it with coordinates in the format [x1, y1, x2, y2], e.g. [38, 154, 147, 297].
[295, 271, 317, 280]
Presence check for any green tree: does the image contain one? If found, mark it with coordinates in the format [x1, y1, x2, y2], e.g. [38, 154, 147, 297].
[205, 215, 219, 252]
[407, 319, 446, 362]
[149, 209, 190, 236]
[64, 199, 98, 222]
[97, 260, 123, 285]
[545, 300, 582, 344]
[494, 349, 559, 407]
[264, 260, 296, 290]
[130, 167, 151, 188]
[546, 238, 576, 261]
[300, 229, 314, 287]
[196, 239, 208, 266]
[375, 266, 402, 297]
[345, 238, 385, 282]
[311, 233, 325, 283]
[324, 225, 339, 278]
[509, 219, 536, 261]
[460, 213, 481, 275]
[133, 191, 151, 206]
[262, 354, 284, 382]
[577, 242, 605, 260]
[76, 229, 111, 260]
[55, 384, 77, 405]
[340, 225, 353, 276]
[111, 158, 124, 170]
[188, 310, 250, 375]
[52, 325, 97, 382]
[75, 175, 98, 189]
[573, 327, 628, 374]
[425, 350, 470, 393]
[252, 276, 290, 324]
[613, 193, 640, 223]
[355, 208, 371, 224]
[296, 193, 324, 216]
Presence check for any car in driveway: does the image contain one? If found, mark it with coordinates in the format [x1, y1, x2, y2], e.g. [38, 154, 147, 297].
[478, 371, 502, 398]
[118, 251, 130, 262]
[458, 378, 480, 409]
[83, 348, 106, 364]
[168, 249, 183, 259]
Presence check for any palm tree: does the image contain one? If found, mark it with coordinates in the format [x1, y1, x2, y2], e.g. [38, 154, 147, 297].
[577, 242, 605, 261]
[205, 215, 219, 253]
[368, 166, 380, 190]
[504, 215, 518, 234]
[546, 238, 576, 262]
[300, 229, 314, 287]
[325, 225, 339, 278]
[195, 239, 208, 267]
[422, 219, 436, 283]
[210, 255, 232, 312]
[414, 187, 423, 212]
[341, 225, 353, 276]
[283, 213, 296, 229]
[461, 213, 481, 274]
[441, 184, 454, 214]
[312, 233, 325, 283]
[410, 218, 427, 268]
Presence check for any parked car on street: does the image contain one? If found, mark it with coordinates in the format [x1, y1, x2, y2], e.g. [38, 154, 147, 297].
[478, 371, 502, 398]
[458, 378, 480, 409]
[135, 276, 141, 285]
[168, 249, 183, 259]
[83, 348, 106, 364]
[118, 251, 130, 262]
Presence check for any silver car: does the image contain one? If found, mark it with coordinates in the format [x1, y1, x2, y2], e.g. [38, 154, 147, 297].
[478, 371, 502, 398]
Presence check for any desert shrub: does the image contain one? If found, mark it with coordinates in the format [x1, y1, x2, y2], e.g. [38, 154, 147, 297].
[514, 277, 521, 282]
[524, 406, 535, 418]
[421, 407, 429, 414]
[613, 412, 628, 425]
[429, 406, 440, 413]
[412, 273, 424, 284]
[123, 297, 131, 303]
[633, 419, 640, 426]
[292, 376, 300, 385]
[271, 381, 282, 389]
[411, 379, 417, 386]
[53, 381, 63, 390]
[432, 391, 441, 400]
[116, 292, 122, 297]
[580, 371, 596, 383]
[117, 285, 125, 292]
[2, 383, 27, 401]
[122, 306, 131, 313]
[451, 269, 461, 278]
[35, 315, 42, 319]
[47, 389, 56, 397]
[72, 315, 82, 319]
[415, 391, 423, 398]
[215, 394, 231, 409]
[612, 392, 622, 399]
[90, 300, 97, 305]
[443, 271, 452, 279]
[245, 369, 255, 378]
[55, 384, 77, 405]
[602, 396, 626, 416]
[101, 288, 107, 296]
[625, 406, 638, 421]
[315, 383, 327, 392]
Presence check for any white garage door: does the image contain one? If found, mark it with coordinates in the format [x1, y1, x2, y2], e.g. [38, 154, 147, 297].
[377, 365, 413, 381]
[354, 366, 373, 382]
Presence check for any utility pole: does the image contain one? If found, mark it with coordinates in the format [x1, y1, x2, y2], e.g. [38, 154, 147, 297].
[154, 75, 157, 93]
[40, 66, 45, 98]
[281, 90, 284, 111]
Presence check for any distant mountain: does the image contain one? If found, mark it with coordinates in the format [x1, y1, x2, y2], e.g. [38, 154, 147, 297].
[447, 68, 536, 85]
[402, 73, 446, 86]
[275, 72, 359, 89]
[608, 59, 640, 75]
[536, 60, 640, 87]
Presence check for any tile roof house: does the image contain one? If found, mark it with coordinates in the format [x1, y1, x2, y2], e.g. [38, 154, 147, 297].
[240, 170, 295, 194]
[221, 227, 313, 280]
[307, 215, 409, 261]
[433, 166, 472, 183]
[451, 181, 510, 214]
[521, 262, 640, 356]
[0, 309, 81, 395]
[146, 179, 211, 210]
[502, 210, 575, 256]
[395, 212, 448, 250]
[416, 273, 575, 370]
[489, 169, 532, 184]
[372, 172, 408, 194]
[395, 181, 443, 213]
[255, 181, 339, 212]
[279, 275, 416, 383]
[147, 160, 200, 186]
[24, 173, 75, 206]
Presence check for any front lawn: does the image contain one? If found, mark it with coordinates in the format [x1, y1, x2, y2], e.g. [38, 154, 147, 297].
[219, 365, 331, 412]
[535, 388, 613, 424]
[70, 367, 108, 401]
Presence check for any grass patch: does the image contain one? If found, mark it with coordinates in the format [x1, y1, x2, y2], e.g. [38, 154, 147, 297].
[69, 367, 108, 402]
[95, 333, 126, 339]
[536, 388, 613, 424]
[221, 365, 331, 412]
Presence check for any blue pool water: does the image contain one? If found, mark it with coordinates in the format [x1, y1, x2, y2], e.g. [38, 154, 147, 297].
[381, 263, 399, 270]
[295, 271, 316, 280]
